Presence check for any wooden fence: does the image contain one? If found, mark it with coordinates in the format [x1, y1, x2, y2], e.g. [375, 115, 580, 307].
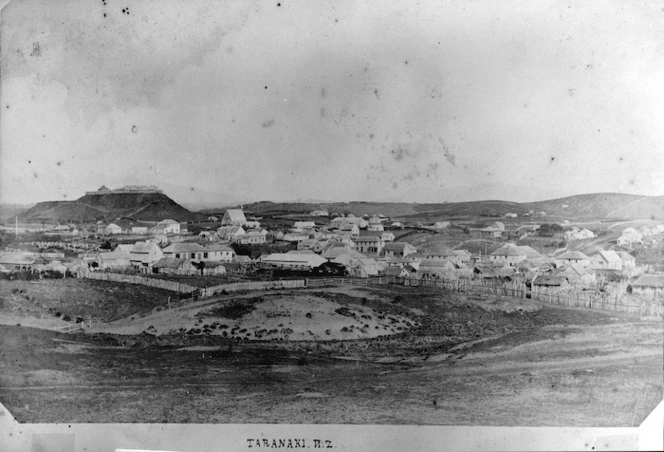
[304, 276, 389, 288]
[78, 270, 305, 297]
[78, 270, 662, 317]
[79, 271, 199, 293]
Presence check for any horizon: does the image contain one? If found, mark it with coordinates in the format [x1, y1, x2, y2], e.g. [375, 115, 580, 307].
[2, 186, 661, 213]
[2, 0, 663, 205]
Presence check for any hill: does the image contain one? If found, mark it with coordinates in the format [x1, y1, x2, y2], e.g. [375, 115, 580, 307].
[523, 193, 664, 219]
[235, 193, 664, 221]
[15, 192, 204, 223]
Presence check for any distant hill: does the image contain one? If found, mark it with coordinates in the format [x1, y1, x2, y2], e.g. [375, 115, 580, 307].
[523, 193, 664, 219]
[235, 193, 664, 221]
[13, 192, 205, 223]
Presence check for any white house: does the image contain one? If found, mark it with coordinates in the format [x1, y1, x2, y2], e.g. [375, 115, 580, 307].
[151, 219, 180, 235]
[105, 223, 123, 235]
[204, 243, 235, 262]
[293, 221, 316, 230]
[217, 225, 245, 242]
[617, 228, 643, 247]
[129, 241, 164, 269]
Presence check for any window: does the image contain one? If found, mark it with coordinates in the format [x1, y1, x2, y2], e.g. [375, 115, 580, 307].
[204, 252, 208, 259]
[175, 253, 180, 258]
[191, 253, 195, 258]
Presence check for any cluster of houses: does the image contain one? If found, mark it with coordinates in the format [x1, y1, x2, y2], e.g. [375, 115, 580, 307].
[1, 208, 663, 300]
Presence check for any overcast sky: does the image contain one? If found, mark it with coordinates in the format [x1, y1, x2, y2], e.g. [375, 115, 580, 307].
[2, 0, 664, 206]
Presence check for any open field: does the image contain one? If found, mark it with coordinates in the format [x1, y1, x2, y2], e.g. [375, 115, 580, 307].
[0, 279, 173, 323]
[0, 285, 661, 425]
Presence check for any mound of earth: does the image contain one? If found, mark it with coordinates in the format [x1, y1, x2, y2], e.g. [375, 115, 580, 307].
[104, 294, 419, 341]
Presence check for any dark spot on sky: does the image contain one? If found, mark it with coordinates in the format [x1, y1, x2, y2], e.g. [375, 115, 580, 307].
[277, 2, 281, 6]
[5, 105, 9, 109]
[549, 156, 556, 164]
[56, 161, 62, 166]
[523, 103, 529, 109]
[373, 88, 380, 99]
[190, 187, 195, 191]
[122, 7, 130, 15]
[320, 87, 326, 98]
[619, 156, 623, 162]
[131, 125, 138, 133]
[597, 129, 601, 132]
[30, 42, 41, 57]
[231, 119, 236, 123]
[334, 18, 339, 23]
[390, 145, 410, 162]
[262, 119, 275, 128]
[404, 60, 408, 65]
[369, 133, 374, 139]
[264, 86, 268, 90]
[28, 160, 31, 164]
[568, 88, 575, 96]
[392, 182, 398, 189]
[33, 172, 38, 179]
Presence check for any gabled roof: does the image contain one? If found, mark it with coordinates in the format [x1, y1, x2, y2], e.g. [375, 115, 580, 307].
[157, 219, 179, 225]
[205, 243, 234, 252]
[558, 250, 589, 260]
[383, 242, 416, 252]
[632, 274, 664, 288]
[223, 209, 247, 223]
[98, 251, 132, 260]
[420, 259, 456, 269]
[594, 249, 621, 263]
[321, 246, 365, 260]
[163, 242, 207, 253]
[153, 257, 190, 269]
[131, 241, 162, 254]
[354, 236, 382, 243]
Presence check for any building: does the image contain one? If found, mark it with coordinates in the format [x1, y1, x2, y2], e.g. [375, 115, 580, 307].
[353, 236, 385, 255]
[221, 209, 247, 226]
[129, 241, 164, 270]
[151, 258, 196, 275]
[298, 239, 325, 253]
[162, 242, 208, 261]
[95, 251, 132, 270]
[617, 228, 644, 247]
[629, 274, 664, 298]
[104, 223, 123, 235]
[204, 243, 235, 262]
[131, 226, 148, 234]
[151, 219, 181, 235]
[382, 242, 417, 258]
[259, 253, 327, 270]
[310, 210, 329, 217]
[236, 230, 266, 245]
[556, 250, 590, 267]
[590, 250, 622, 271]
[488, 244, 536, 266]
[293, 221, 316, 230]
[217, 225, 246, 242]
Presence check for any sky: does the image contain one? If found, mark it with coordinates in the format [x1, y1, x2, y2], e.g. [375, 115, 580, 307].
[1, 0, 664, 206]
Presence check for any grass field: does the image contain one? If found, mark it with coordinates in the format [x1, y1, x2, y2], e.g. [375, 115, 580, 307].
[0, 285, 661, 425]
[0, 279, 173, 323]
